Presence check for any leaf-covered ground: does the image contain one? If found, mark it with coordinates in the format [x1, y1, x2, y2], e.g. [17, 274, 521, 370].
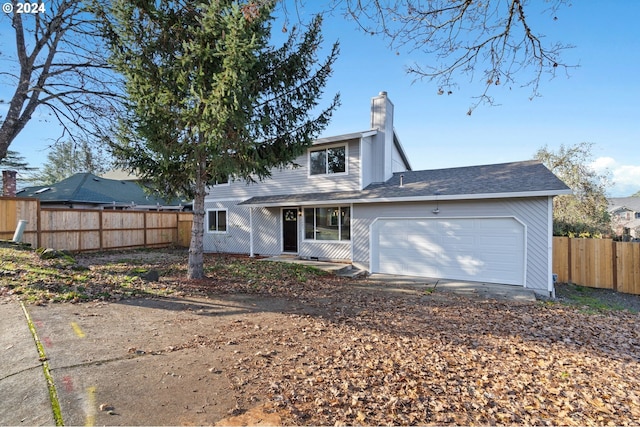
[2, 247, 640, 425]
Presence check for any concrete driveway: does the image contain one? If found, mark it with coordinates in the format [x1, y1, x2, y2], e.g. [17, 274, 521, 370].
[1, 276, 536, 426]
[264, 257, 539, 302]
[1, 295, 301, 426]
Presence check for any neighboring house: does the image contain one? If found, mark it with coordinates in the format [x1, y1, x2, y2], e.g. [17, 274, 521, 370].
[608, 197, 640, 240]
[204, 92, 571, 295]
[18, 172, 191, 211]
[100, 169, 142, 182]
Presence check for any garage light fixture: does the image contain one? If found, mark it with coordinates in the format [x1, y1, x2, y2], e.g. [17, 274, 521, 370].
[433, 191, 441, 214]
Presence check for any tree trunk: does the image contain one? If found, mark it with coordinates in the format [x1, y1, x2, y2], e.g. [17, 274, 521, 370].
[0, 74, 31, 162]
[188, 158, 206, 279]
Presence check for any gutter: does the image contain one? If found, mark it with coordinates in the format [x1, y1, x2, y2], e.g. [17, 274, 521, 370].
[240, 189, 574, 208]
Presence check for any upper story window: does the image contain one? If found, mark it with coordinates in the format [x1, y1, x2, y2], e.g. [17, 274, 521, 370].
[213, 174, 229, 186]
[309, 145, 346, 175]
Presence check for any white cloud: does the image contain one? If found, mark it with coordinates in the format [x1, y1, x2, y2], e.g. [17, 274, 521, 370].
[591, 156, 617, 171]
[591, 157, 640, 197]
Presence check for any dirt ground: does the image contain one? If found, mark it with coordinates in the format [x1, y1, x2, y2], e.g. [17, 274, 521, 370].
[4, 249, 640, 425]
[25, 293, 312, 426]
[27, 291, 640, 425]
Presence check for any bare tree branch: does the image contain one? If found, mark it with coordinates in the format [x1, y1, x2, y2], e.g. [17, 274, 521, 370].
[325, 0, 576, 113]
[0, 0, 122, 161]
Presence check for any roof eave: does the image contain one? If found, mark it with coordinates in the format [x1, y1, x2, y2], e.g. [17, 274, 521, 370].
[241, 189, 573, 208]
[313, 130, 377, 145]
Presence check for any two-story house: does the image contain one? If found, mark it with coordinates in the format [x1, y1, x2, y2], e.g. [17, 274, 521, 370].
[609, 197, 640, 240]
[204, 92, 571, 295]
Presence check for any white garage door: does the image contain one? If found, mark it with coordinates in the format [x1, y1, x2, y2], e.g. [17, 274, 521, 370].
[372, 217, 525, 285]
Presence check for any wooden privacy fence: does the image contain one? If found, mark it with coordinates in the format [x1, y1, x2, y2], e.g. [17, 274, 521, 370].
[1, 196, 193, 251]
[0, 197, 38, 243]
[553, 237, 640, 295]
[5, 197, 638, 294]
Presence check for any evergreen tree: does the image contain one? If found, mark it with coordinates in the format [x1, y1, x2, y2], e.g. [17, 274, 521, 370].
[0, 150, 35, 172]
[0, 150, 37, 189]
[26, 140, 112, 185]
[104, 0, 339, 279]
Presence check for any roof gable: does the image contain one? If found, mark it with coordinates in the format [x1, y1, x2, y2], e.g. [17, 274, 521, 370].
[609, 197, 640, 213]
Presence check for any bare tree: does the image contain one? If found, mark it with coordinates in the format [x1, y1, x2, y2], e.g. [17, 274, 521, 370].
[310, 0, 574, 113]
[535, 142, 612, 237]
[0, 0, 120, 162]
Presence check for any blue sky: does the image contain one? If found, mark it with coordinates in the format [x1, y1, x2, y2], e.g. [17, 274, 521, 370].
[3, 1, 640, 196]
[303, 0, 640, 196]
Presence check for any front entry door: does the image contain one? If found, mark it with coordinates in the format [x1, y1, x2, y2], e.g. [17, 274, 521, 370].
[282, 208, 298, 252]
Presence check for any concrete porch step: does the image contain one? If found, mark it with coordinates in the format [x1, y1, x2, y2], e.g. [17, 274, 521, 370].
[335, 264, 366, 278]
[260, 256, 365, 278]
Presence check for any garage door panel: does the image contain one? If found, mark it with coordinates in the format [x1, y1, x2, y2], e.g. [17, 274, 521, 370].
[403, 259, 441, 277]
[373, 217, 525, 285]
[407, 236, 445, 252]
[378, 238, 408, 249]
[455, 254, 485, 276]
[381, 248, 442, 264]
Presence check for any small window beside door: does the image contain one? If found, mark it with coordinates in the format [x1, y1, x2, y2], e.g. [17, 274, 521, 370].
[304, 207, 350, 241]
[207, 209, 227, 233]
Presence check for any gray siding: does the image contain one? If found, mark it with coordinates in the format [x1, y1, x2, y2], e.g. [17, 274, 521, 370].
[203, 201, 353, 260]
[205, 139, 361, 201]
[203, 201, 281, 256]
[253, 207, 282, 256]
[299, 241, 351, 261]
[360, 135, 375, 189]
[391, 143, 407, 173]
[203, 200, 250, 254]
[352, 197, 551, 292]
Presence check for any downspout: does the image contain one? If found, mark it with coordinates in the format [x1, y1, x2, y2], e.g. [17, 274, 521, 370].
[349, 203, 354, 263]
[249, 206, 254, 257]
[12, 220, 28, 243]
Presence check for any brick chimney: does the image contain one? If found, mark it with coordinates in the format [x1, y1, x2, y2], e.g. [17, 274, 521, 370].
[2, 170, 17, 197]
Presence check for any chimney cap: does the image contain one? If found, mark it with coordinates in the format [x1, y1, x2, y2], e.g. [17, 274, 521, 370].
[379, 91, 387, 96]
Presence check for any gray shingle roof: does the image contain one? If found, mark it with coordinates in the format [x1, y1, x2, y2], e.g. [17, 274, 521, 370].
[240, 160, 571, 206]
[609, 197, 640, 213]
[368, 160, 569, 197]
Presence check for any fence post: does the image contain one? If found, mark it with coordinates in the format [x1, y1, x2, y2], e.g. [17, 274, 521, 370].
[567, 237, 572, 284]
[143, 212, 148, 248]
[612, 240, 618, 291]
[78, 217, 82, 251]
[36, 198, 41, 249]
[99, 210, 103, 250]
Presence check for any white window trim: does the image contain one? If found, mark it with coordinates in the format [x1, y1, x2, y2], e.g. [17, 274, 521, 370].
[206, 208, 228, 234]
[303, 206, 351, 242]
[307, 143, 348, 177]
[213, 175, 230, 187]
